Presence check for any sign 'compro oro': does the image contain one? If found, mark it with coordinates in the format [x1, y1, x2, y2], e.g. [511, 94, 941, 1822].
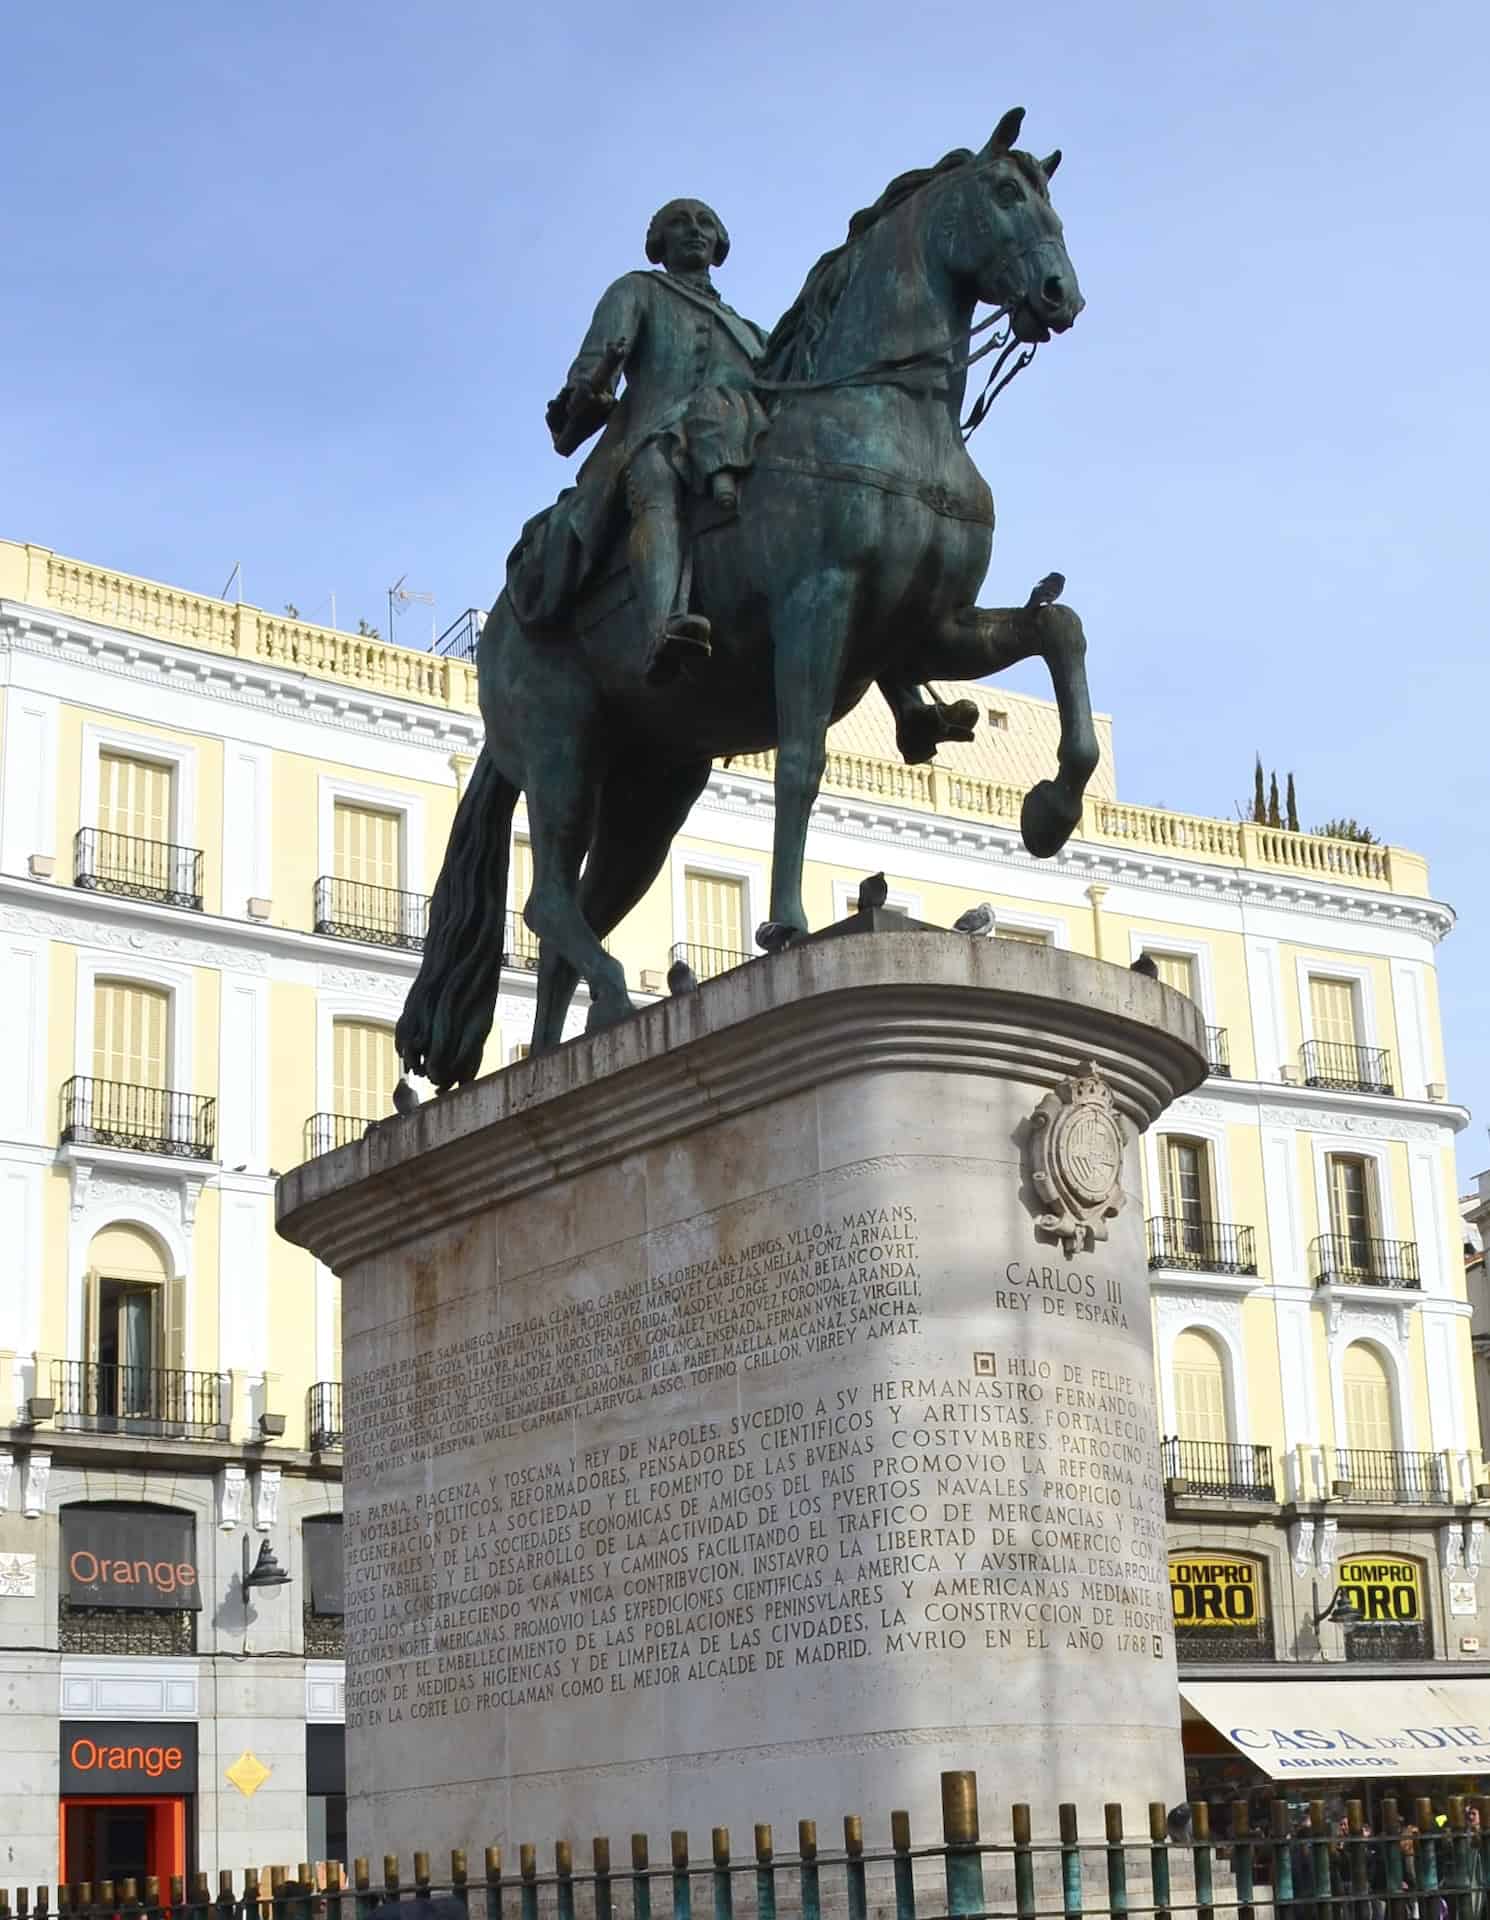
[1170, 1554, 1264, 1629]
[61, 1504, 201, 1610]
[1338, 1554, 1423, 1626]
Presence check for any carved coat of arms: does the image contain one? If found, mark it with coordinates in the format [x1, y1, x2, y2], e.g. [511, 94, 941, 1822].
[1028, 1063, 1127, 1255]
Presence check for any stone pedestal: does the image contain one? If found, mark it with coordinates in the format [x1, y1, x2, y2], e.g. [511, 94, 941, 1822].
[277, 934, 1205, 1854]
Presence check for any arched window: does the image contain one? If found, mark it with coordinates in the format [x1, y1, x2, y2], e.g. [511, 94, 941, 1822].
[332, 1019, 398, 1126]
[1343, 1342, 1396, 1454]
[79, 1223, 183, 1416]
[1173, 1328, 1230, 1446]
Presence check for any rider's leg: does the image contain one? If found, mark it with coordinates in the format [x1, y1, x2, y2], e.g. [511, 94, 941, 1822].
[877, 674, 980, 765]
[626, 443, 711, 685]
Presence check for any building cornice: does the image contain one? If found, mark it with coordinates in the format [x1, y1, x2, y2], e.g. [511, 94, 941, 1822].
[1167, 1078, 1470, 1139]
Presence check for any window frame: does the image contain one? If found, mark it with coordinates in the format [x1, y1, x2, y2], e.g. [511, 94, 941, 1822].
[316, 776, 425, 898]
[81, 723, 198, 857]
[1157, 1311, 1251, 1445]
[672, 850, 766, 959]
[1295, 956, 1382, 1059]
[1127, 930, 1217, 1023]
[73, 953, 194, 1098]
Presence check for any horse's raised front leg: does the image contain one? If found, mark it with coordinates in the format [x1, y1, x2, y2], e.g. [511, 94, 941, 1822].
[758, 568, 854, 951]
[924, 573, 1099, 858]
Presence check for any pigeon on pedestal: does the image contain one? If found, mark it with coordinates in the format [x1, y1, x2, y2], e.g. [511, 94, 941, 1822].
[1130, 953, 1159, 979]
[952, 901, 997, 937]
[393, 1076, 420, 1115]
[856, 871, 889, 911]
[667, 957, 699, 996]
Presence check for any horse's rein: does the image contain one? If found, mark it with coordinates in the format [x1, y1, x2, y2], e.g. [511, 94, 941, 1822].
[747, 305, 1036, 439]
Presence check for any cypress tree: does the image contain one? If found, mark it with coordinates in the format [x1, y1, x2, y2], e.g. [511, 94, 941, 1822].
[1267, 772, 1282, 828]
[1285, 772, 1299, 833]
[1253, 756, 1267, 824]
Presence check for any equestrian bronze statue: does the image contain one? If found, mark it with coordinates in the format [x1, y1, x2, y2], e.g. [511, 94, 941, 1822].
[398, 108, 1098, 1086]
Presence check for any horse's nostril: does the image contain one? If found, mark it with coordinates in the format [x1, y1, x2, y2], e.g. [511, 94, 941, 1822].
[1041, 275, 1065, 308]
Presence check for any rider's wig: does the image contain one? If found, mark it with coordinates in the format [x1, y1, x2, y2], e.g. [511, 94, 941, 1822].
[645, 199, 730, 267]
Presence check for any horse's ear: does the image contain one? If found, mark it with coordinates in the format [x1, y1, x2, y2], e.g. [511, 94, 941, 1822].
[986, 107, 1025, 153]
[1040, 148, 1062, 180]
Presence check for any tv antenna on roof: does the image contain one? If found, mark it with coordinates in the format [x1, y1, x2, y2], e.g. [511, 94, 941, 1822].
[388, 574, 435, 643]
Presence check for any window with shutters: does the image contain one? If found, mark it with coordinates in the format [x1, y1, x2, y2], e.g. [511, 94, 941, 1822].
[1326, 1154, 1376, 1271]
[1158, 1136, 1214, 1262]
[508, 838, 539, 966]
[1310, 976, 1360, 1051]
[1342, 1342, 1395, 1453]
[94, 981, 169, 1090]
[99, 751, 173, 846]
[684, 871, 747, 963]
[332, 1019, 399, 1126]
[334, 802, 401, 891]
[1172, 1329, 1230, 1446]
[1142, 951, 1196, 998]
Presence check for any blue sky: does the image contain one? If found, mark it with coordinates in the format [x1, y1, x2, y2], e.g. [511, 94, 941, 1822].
[4, 2, 1487, 1179]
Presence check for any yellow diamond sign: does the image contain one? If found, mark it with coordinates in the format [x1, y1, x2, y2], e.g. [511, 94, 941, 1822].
[226, 1750, 271, 1798]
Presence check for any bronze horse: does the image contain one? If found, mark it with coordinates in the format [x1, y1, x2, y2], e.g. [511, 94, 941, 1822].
[398, 109, 1097, 1086]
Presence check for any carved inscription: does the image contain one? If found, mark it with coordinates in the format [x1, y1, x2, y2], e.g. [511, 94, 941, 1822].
[344, 1204, 1168, 1732]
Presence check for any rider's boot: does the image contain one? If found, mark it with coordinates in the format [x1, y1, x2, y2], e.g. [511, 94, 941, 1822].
[879, 676, 980, 764]
[628, 461, 711, 687]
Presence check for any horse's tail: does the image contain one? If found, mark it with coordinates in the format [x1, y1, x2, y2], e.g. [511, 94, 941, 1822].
[396, 745, 518, 1090]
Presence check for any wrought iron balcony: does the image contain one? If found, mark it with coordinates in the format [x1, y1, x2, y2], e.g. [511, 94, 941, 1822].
[434, 608, 484, 662]
[505, 908, 540, 971]
[1311, 1233, 1421, 1288]
[51, 1358, 229, 1440]
[670, 939, 753, 983]
[313, 876, 428, 950]
[1331, 1446, 1451, 1505]
[307, 1380, 343, 1451]
[60, 1075, 216, 1159]
[1147, 1215, 1258, 1276]
[74, 827, 204, 911]
[1204, 1025, 1231, 1077]
[1162, 1437, 1275, 1502]
[1300, 1038, 1395, 1095]
[303, 1111, 368, 1159]
[1175, 1622, 1276, 1663]
[1345, 1622, 1432, 1661]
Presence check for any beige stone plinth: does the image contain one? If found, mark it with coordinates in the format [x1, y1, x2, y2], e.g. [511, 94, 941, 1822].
[277, 934, 1205, 1854]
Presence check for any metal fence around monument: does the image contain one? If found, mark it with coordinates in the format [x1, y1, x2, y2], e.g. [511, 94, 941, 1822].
[14, 1779, 1490, 1920]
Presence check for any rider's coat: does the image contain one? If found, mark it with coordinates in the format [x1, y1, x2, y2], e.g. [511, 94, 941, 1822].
[507, 271, 770, 628]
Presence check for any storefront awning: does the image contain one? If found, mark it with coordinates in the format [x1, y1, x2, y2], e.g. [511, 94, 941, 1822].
[1182, 1679, 1490, 1779]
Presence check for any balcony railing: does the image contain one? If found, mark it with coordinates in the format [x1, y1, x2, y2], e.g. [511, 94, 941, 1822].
[1175, 1622, 1276, 1664]
[670, 939, 753, 983]
[303, 1111, 370, 1159]
[307, 1380, 343, 1451]
[433, 608, 484, 662]
[74, 827, 203, 911]
[60, 1075, 216, 1159]
[1311, 1233, 1421, 1289]
[1331, 1446, 1452, 1505]
[314, 875, 428, 950]
[1300, 1038, 1395, 1095]
[1204, 1026, 1231, 1077]
[1345, 1622, 1432, 1661]
[1161, 1437, 1276, 1502]
[1147, 1216, 1259, 1276]
[506, 908, 540, 971]
[51, 1358, 229, 1440]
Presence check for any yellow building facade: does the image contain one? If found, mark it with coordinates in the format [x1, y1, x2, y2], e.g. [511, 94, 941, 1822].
[0, 537, 1479, 1876]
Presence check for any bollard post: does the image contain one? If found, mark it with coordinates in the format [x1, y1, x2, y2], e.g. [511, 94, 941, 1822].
[630, 1839, 650, 1920]
[890, 1814, 915, 1920]
[1105, 1806, 1128, 1920]
[1347, 1800, 1371, 1920]
[710, 1832, 731, 1920]
[844, 1819, 866, 1920]
[1059, 1805, 1083, 1920]
[1382, 1799, 1406, 1920]
[592, 1841, 611, 1920]
[797, 1823, 819, 1920]
[671, 1834, 691, 1920]
[484, 1848, 503, 1920]
[1194, 1803, 1215, 1920]
[451, 1855, 469, 1920]
[940, 1772, 983, 1920]
[1148, 1805, 1171, 1920]
[519, 1845, 537, 1920]
[1233, 1801, 1255, 1920]
[350, 1862, 371, 1920]
[1416, 1797, 1441, 1920]
[555, 1843, 574, 1920]
[1272, 1799, 1296, 1920]
[1447, 1799, 1469, 1920]
[753, 1828, 775, 1920]
[1012, 1807, 1035, 1920]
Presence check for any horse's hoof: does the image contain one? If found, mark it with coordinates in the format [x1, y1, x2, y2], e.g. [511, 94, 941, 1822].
[585, 994, 637, 1034]
[755, 920, 804, 954]
[1021, 779, 1082, 860]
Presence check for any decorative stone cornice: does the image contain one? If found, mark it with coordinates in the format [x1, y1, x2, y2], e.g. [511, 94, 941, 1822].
[278, 933, 1207, 1273]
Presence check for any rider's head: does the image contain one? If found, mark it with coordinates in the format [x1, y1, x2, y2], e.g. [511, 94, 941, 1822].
[645, 198, 730, 273]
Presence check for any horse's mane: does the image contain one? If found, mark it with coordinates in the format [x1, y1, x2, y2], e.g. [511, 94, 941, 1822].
[760, 145, 1046, 383]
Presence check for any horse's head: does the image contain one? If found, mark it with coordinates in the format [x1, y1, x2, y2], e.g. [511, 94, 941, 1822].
[949, 107, 1083, 344]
